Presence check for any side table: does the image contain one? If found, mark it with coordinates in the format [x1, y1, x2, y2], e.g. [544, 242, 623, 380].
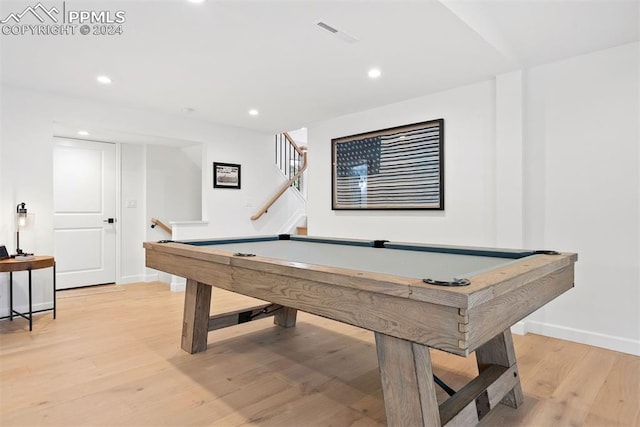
[0, 256, 56, 331]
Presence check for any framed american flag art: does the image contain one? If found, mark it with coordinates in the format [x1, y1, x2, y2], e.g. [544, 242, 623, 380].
[331, 119, 444, 210]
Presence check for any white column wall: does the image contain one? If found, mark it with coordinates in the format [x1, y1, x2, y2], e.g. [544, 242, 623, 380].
[120, 143, 146, 283]
[495, 71, 524, 248]
[523, 43, 639, 354]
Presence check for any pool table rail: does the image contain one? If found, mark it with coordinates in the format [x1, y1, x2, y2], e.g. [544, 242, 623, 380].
[143, 240, 576, 310]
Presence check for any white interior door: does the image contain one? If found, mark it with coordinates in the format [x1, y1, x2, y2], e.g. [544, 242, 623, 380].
[53, 139, 116, 289]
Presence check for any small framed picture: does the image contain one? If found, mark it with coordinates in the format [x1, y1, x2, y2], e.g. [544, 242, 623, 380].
[213, 162, 241, 189]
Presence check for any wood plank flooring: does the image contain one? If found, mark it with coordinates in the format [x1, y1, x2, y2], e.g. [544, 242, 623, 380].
[1, 282, 638, 426]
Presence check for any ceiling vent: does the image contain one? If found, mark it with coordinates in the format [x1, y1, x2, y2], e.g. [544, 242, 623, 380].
[316, 21, 359, 44]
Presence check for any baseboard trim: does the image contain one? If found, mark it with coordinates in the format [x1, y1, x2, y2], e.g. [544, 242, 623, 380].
[510, 321, 526, 335]
[119, 274, 156, 284]
[144, 273, 159, 282]
[170, 275, 186, 292]
[522, 320, 639, 356]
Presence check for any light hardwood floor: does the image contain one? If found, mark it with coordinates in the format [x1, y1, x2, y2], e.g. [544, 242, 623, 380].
[1, 282, 638, 426]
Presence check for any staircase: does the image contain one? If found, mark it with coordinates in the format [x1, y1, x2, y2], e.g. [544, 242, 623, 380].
[275, 132, 306, 193]
[251, 131, 307, 222]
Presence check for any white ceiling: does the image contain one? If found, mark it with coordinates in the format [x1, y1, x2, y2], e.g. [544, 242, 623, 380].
[1, 0, 638, 135]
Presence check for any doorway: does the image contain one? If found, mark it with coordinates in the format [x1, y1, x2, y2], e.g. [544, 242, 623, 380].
[53, 138, 117, 289]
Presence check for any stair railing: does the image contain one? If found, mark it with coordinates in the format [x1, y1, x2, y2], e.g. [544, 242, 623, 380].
[251, 132, 307, 221]
[150, 217, 172, 235]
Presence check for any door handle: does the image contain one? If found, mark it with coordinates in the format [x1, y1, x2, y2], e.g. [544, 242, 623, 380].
[103, 218, 117, 224]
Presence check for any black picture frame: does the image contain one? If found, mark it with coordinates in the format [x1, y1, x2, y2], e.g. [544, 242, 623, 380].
[331, 118, 444, 210]
[213, 162, 241, 189]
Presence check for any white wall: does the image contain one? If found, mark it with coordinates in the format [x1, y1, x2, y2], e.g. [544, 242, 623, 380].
[146, 144, 202, 223]
[307, 43, 639, 355]
[523, 43, 639, 354]
[495, 71, 524, 248]
[200, 133, 304, 237]
[308, 80, 498, 246]
[120, 143, 146, 283]
[0, 86, 294, 315]
[1, 87, 57, 316]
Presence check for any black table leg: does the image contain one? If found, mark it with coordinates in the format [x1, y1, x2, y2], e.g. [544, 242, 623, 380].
[28, 268, 33, 331]
[53, 263, 56, 319]
[2, 261, 56, 328]
[9, 271, 13, 321]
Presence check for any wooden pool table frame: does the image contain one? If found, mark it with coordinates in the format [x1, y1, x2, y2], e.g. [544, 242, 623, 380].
[144, 237, 577, 426]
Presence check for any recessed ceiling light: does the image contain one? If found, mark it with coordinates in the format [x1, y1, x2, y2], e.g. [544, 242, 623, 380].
[187, 0, 205, 3]
[96, 75, 112, 84]
[77, 130, 89, 136]
[368, 68, 382, 79]
[248, 109, 259, 116]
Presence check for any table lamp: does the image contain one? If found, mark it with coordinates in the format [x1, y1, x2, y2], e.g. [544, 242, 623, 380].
[14, 202, 30, 256]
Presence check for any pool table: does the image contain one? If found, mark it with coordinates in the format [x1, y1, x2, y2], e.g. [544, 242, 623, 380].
[144, 234, 577, 426]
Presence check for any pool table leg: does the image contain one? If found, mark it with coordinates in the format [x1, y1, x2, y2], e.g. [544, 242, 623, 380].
[475, 328, 524, 408]
[274, 307, 297, 328]
[375, 332, 441, 426]
[181, 279, 212, 354]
